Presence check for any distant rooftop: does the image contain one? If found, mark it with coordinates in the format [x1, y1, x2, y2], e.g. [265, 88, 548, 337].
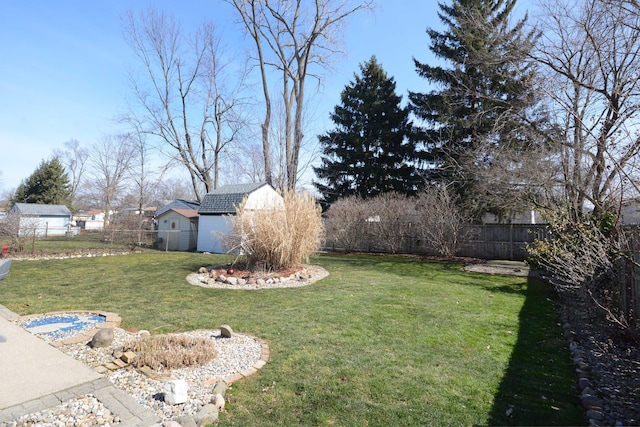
[10, 203, 72, 216]
[155, 199, 201, 217]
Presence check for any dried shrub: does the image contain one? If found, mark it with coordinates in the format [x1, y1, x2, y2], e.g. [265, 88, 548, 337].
[414, 186, 473, 257]
[124, 334, 217, 370]
[527, 209, 636, 335]
[324, 195, 369, 252]
[366, 192, 416, 254]
[226, 189, 325, 270]
[526, 209, 616, 288]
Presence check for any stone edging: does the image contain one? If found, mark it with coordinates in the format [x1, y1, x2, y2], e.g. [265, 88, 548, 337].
[8, 251, 134, 262]
[187, 264, 330, 290]
[560, 317, 609, 425]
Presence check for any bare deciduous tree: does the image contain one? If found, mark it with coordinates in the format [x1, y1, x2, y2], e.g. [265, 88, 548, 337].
[226, 0, 374, 190]
[127, 131, 165, 227]
[124, 9, 248, 201]
[86, 134, 136, 227]
[535, 0, 640, 220]
[52, 139, 89, 204]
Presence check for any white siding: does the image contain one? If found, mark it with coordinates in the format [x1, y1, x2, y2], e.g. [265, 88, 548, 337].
[19, 215, 70, 236]
[197, 215, 233, 253]
[620, 201, 640, 225]
[244, 185, 284, 211]
[157, 211, 197, 251]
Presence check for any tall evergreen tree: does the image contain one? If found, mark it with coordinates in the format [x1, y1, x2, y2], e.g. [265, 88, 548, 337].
[314, 56, 423, 207]
[409, 0, 542, 217]
[10, 158, 73, 209]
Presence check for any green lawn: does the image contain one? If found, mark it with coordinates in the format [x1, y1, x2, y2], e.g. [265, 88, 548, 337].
[0, 252, 583, 426]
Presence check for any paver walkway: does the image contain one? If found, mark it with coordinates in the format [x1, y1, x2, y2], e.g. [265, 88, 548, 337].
[0, 304, 159, 426]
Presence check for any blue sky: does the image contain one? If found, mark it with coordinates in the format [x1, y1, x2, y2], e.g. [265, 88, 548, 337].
[0, 0, 533, 194]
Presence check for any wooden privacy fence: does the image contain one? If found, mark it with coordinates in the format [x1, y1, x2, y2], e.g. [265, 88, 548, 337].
[458, 224, 550, 260]
[611, 226, 640, 327]
[322, 222, 551, 261]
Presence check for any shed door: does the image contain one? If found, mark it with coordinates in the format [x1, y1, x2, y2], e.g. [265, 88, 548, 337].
[167, 220, 180, 251]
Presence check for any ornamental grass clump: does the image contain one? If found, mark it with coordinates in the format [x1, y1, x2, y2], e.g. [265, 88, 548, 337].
[228, 189, 324, 270]
[124, 334, 217, 370]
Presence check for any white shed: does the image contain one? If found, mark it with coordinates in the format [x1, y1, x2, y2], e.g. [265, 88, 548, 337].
[156, 208, 199, 251]
[197, 182, 283, 253]
[8, 203, 73, 237]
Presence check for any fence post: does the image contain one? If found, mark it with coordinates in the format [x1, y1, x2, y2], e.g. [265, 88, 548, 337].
[633, 232, 640, 329]
[509, 223, 514, 260]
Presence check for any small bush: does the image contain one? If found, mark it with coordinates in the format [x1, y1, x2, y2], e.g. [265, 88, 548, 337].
[227, 189, 325, 270]
[366, 192, 416, 254]
[124, 334, 217, 370]
[414, 186, 472, 257]
[324, 196, 369, 252]
[526, 209, 615, 288]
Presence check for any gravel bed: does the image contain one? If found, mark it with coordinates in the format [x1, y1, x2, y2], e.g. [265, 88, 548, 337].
[558, 290, 640, 427]
[6, 323, 264, 426]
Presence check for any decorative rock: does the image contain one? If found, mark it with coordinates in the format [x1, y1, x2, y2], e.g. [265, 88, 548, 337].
[195, 404, 219, 426]
[237, 278, 247, 285]
[212, 381, 227, 396]
[581, 395, 603, 410]
[163, 421, 183, 427]
[121, 351, 137, 364]
[216, 275, 227, 283]
[174, 415, 197, 427]
[89, 328, 114, 348]
[198, 267, 208, 274]
[213, 393, 225, 411]
[587, 410, 605, 421]
[256, 279, 266, 286]
[112, 358, 127, 368]
[220, 325, 233, 338]
[226, 277, 238, 286]
[164, 379, 189, 405]
[579, 377, 592, 390]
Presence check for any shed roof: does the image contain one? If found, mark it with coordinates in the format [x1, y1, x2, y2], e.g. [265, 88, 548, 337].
[159, 208, 199, 219]
[11, 203, 72, 216]
[155, 199, 201, 217]
[199, 182, 269, 215]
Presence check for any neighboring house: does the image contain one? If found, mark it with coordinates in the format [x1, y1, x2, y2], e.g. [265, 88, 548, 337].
[156, 208, 199, 251]
[621, 199, 640, 225]
[73, 210, 106, 231]
[482, 209, 544, 224]
[8, 203, 73, 237]
[197, 183, 284, 253]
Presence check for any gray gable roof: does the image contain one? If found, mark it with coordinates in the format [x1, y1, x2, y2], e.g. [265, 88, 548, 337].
[11, 203, 72, 217]
[199, 182, 269, 215]
[155, 199, 201, 217]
